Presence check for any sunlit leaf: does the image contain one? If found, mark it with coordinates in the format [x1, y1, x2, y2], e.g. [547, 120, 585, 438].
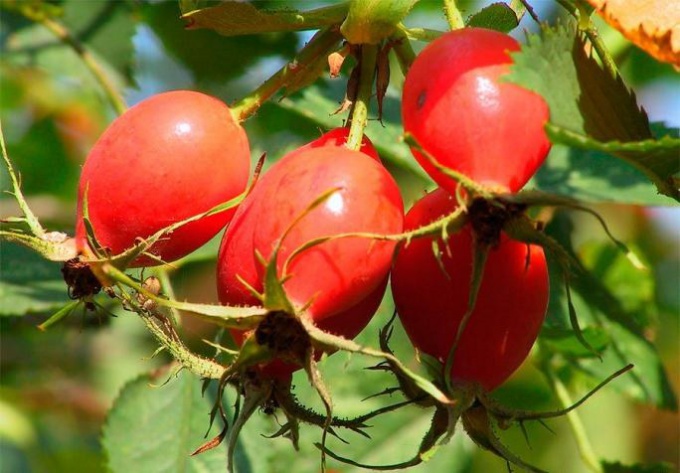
[466, 2, 519, 33]
[506, 23, 680, 201]
[102, 370, 230, 473]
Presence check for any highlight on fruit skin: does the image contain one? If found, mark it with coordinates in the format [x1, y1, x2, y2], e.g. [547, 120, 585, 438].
[217, 141, 404, 378]
[75, 90, 251, 267]
[391, 188, 549, 391]
[402, 27, 551, 194]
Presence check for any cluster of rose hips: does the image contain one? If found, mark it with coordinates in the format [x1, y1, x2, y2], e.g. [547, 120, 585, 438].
[74, 27, 554, 467]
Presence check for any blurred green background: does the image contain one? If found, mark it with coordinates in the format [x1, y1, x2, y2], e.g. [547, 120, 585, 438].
[1, 1, 678, 472]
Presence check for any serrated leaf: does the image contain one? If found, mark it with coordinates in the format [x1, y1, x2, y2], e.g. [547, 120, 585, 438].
[507, 23, 652, 141]
[0, 242, 70, 316]
[182, 2, 348, 36]
[466, 2, 519, 33]
[602, 460, 676, 473]
[505, 24, 680, 201]
[546, 124, 680, 200]
[103, 370, 233, 473]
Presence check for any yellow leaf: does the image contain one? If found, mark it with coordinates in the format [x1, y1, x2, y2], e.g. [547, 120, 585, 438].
[586, 0, 680, 67]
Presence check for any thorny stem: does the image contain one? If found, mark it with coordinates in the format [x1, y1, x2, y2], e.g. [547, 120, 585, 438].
[114, 276, 226, 380]
[36, 16, 127, 115]
[544, 368, 603, 473]
[140, 311, 226, 380]
[346, 44, 378, 151]
[1, 122, 46, 237]
[230, 28, 342, 122]
[556, 0, 618, 78]
[442, 0, 465, 30]
[155, 267, 182, 328]
[584, 27, 619, 78]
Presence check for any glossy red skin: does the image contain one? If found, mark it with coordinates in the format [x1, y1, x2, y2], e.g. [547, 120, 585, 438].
[249, 147, 403, 319]
[391, 188, 549, 391]
[402, 28, 551, 193]
[217, 141, 403, 379]
[216, 128, 382, 308]
[75, 90, 250, 266]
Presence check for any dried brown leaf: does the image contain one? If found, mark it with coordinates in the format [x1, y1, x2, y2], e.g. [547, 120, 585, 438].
[586, 0, 680, 66]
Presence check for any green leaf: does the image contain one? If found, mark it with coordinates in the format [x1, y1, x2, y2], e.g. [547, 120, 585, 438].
[506, 23, 679, 201]
[540, 326, 610, 358]
[531, 145, 674, 205]
[544, 213, 678, 410]
[507, 22, 652, 142]
[341, 0, 419, 44]
[141, 2, 298, 84]
[602, 461, 676, 473]
[0, 242, 70, 316]
[546, 124, 679, 201]
[102, 370, 230, 473]
[182, 2, 348, 36]
[466, 2, 519, 33]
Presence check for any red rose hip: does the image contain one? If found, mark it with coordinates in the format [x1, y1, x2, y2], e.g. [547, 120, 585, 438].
[402, 28, 551, 193]
[75, 90, 250, 266]
[391, 188, 549, 391]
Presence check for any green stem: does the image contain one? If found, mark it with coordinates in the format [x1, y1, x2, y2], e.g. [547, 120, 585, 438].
[391, 28, 418, 75]
[442, 0, 465, 30]
[139, 310, 225, 380]
[546, 370, 603, 473]
[114, 279, 226, 380]
[1, 122, 46, 238]
[346, 44, 378, 151]
[584, 27, 619, 78]
[556, 0, 619, 78]
[155, 267, 182, 328]
[230, 28, 342, 122]
[395, 24, 444, 42]
[38, 17, 127, 115]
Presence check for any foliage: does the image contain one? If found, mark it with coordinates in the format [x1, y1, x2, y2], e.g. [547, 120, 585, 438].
[1, 1, 678, 473]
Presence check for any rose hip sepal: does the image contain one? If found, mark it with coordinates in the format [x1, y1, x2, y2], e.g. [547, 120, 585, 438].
[217, 144, 403, 378]
[402, 28, 551, 193]
[75, 90, 250, 267]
